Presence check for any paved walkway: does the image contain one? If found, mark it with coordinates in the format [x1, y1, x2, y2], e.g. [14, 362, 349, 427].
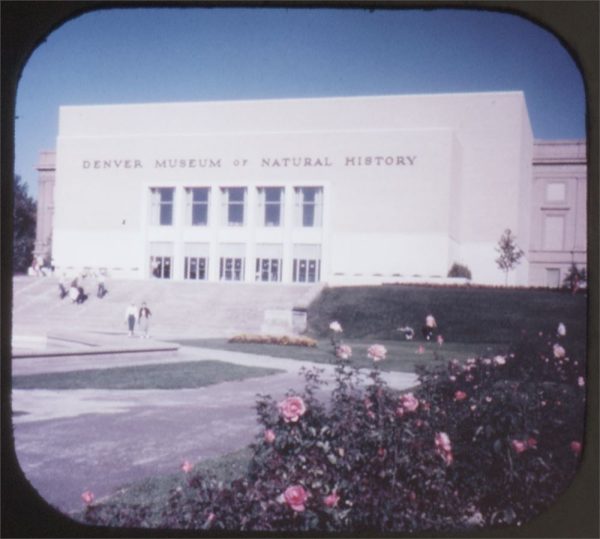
[11, 335, 418, 516]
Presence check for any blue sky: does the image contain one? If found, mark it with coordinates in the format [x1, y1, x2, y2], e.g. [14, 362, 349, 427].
[15, 7, 586, 198]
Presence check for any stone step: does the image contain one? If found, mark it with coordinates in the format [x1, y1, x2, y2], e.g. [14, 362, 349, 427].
[12, 276, 324, 339]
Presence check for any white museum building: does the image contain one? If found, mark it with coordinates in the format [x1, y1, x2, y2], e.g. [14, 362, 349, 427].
[34, 92, 587, 287]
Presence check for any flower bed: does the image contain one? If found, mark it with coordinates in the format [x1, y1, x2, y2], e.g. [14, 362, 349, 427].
[83, 325, 585, 533]
[228, 334, 318, 347]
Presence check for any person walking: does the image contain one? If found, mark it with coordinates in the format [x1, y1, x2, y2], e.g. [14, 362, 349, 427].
[422, 314, 437, 341]
[97, 270, 107, 298]
[125, 302, 137, 337]
[138, 302, 152, 339]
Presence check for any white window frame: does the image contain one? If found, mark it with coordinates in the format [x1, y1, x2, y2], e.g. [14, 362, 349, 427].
[294, 187, 323, 227]
[221, 187, 246, 226]
[186, 187, 210, 226]
[220, 257, 245, 281]
[150, 187, 175, 226]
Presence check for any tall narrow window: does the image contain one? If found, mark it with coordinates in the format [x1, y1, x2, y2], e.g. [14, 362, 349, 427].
[186, 187, 209, 226]
[294, 187, 323, 227]
[150, 188, 174, 226]
[222, 187, 246, 226]
[219, 244, 245, 281]
[258, 187, 283, 226]
[149, 242, 174, 279]
[184, 243, 209, 280]
[220, 258, 245, 281]
[292, 244, 321, 283]
[255, 244, 283, 282]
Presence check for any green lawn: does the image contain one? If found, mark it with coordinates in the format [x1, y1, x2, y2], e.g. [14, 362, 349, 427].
[307, 285, 586, 343]
[71, 447, 254, 523]
[12, 360, 283, 390]
[174, 338, 506, 373]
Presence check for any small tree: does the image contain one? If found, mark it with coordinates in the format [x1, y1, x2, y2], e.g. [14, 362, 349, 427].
[495, 229, 524, 285]
[13, 174, 37, 274]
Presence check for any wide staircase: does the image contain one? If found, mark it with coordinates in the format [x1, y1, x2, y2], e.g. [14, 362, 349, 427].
[11, 276, 324, 341]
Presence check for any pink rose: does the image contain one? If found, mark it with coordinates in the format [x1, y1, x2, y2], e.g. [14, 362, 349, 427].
[81, 490, 95, 505]
[181, 460, 193, 473]
[264, 429, 276, 444]
[436, 335, 444, 346]
[278, 396, 307, 423]
[329, 321, 343, 332]
[434, 432, 453, 466]
[336, 344, 352, 360]
[493, 355, 506, 365]
[553, 344, 566, 359]
[367, 344, 387, 361]
[399, 392, 419, 412]
[435, 432, 452, 452]
[454, 390, 467, 401]
[324, 491, 340, 508]
[578, 376, 585, 387]
[283, 485, 309, 512]
[511, 440, 527, 454]
[570, 441, 582, 455]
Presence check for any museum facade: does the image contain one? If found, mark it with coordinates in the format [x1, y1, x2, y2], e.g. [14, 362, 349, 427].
[34, 92, 587, 287]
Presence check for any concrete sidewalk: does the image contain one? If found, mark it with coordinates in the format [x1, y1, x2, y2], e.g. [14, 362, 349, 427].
[11, 336, 418, 516]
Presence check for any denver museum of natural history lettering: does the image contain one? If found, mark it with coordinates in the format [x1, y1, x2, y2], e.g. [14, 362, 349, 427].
[34, 92, 587, 287]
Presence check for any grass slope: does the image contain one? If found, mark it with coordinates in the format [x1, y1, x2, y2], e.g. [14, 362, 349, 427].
[307, 285, 587, 354]
[12, 360, 283, 390]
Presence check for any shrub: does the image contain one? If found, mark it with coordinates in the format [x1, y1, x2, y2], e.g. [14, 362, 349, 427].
[447, 262, 472, 280]
[84, 327, 585, 533]
[562, 264, 587, 291]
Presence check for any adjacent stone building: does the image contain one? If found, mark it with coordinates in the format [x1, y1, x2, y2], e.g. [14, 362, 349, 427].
[34, 92, 587, 287]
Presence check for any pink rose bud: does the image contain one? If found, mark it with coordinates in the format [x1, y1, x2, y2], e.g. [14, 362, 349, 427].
[493, 355, 506, 365]
[324, 492, 340, 508]
[553, 344, 566, 359]
[570, 441, 582, 455]
[329, 321, 343, 332]
[511, 440, 527, 454]
[435, 432, 452, 452]
[264, 429, 276, 444]
[336, 344, 352, 360]
[181, 460, 193, 473]
[81, 490, 95, 505]
[454, 390, 467, 401]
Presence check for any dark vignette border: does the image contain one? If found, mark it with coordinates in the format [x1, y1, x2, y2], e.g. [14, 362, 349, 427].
[1, 1, 598, 538]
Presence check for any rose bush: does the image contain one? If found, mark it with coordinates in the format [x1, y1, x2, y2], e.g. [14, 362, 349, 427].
[84, 326, 586, 533]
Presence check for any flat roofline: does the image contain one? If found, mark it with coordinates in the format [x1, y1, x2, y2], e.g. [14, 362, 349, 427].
[58, 90, 526, 111]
